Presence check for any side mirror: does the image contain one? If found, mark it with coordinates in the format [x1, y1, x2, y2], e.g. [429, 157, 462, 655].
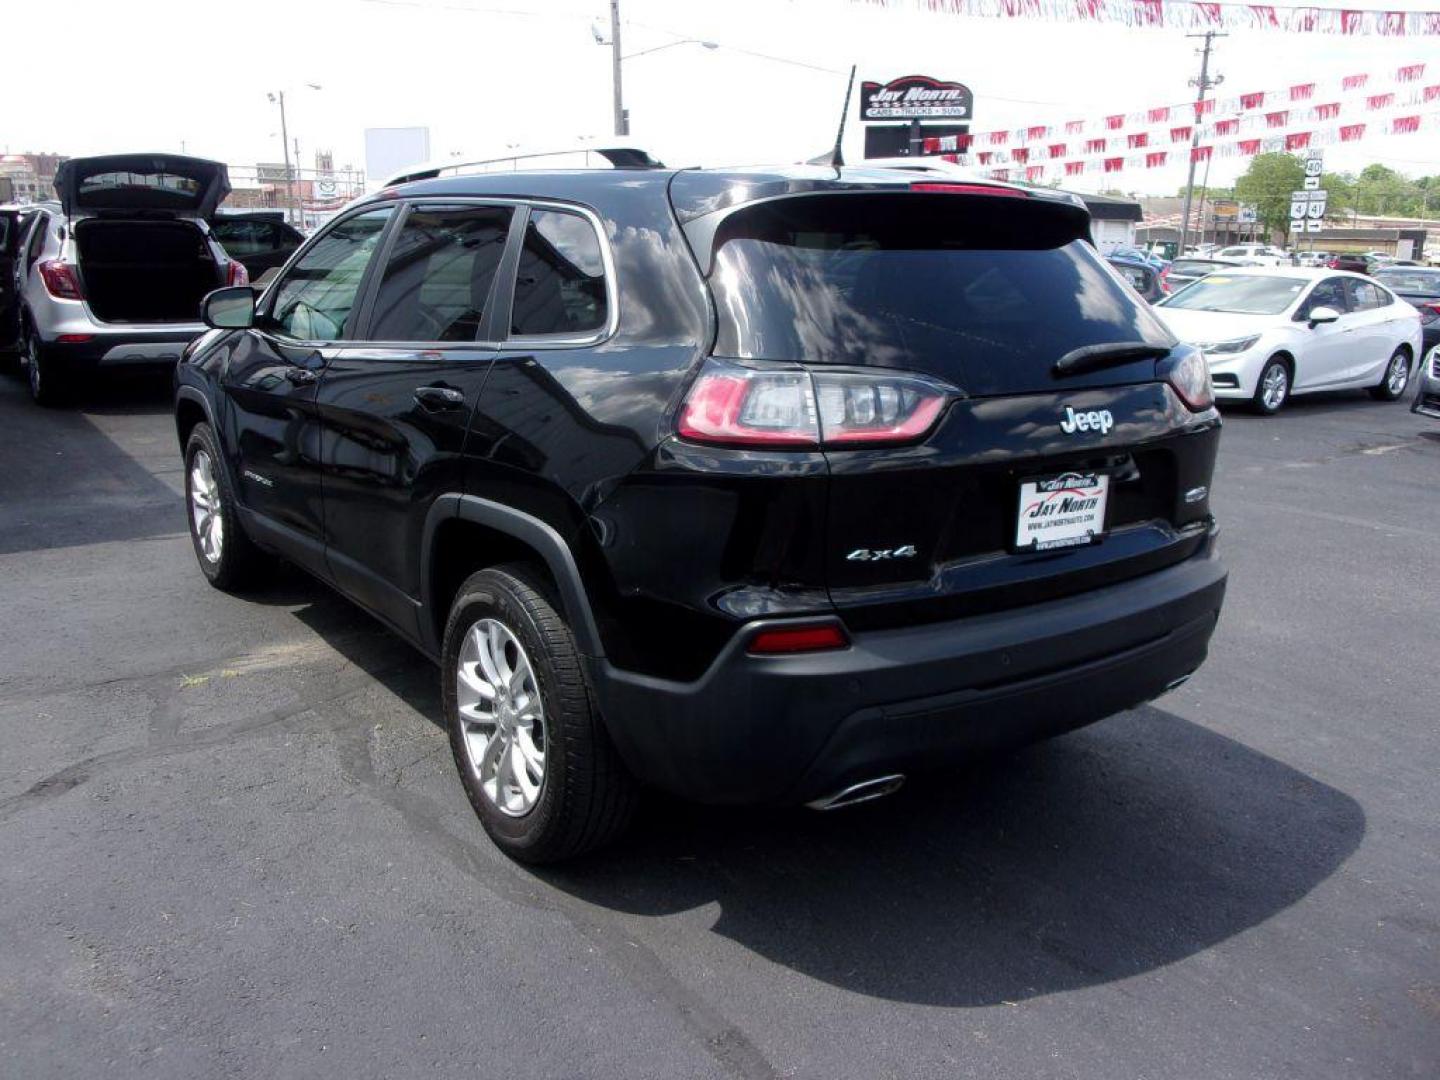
[1307, 305, 1340, 327]
[201, 286, 255, 330]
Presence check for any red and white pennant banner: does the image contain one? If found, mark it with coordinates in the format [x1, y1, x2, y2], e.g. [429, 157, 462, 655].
[944, 109, 1440, 181]
[857, 0, 1440, 35]
[926, 62, 1433, 151]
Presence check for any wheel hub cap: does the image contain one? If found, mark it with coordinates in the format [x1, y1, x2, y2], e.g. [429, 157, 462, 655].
[456, 618, 546, 817]
[189, 450, 224, 563]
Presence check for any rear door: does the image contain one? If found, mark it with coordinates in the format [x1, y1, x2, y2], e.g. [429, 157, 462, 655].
[314, 200, 516, 641]
[696, 190, 1218, 630]
[1342, 277, 1400, 384]
[221, 206, 394, 575]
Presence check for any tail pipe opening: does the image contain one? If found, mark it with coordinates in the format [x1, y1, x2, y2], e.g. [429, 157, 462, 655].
[805, 774, 906, 812]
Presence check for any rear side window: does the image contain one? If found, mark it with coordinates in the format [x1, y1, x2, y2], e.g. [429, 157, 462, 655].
[26, 214, 49, 266]
[1345, 279, 1387, 310]
[704, 193, 1172, 396]
[0, 216, 10, 251]
[368, 204, 514, 342]
[510, 209, 608, 338]
[269, 208, 391, 340]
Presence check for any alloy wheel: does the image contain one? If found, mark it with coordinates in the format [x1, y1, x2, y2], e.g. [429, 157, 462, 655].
[1262, 364, 1288, 411]
[25, 332, 40, 399]
[456, 618, 547, 816]
[189, 449, 225, 563]
[1386, 353, 1409, 396]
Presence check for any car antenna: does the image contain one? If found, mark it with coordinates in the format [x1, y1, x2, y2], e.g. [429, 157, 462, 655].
[828, 65, 857, 174]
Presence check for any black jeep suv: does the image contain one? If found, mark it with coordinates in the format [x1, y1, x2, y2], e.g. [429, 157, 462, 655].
[175, 165, 1227, 862]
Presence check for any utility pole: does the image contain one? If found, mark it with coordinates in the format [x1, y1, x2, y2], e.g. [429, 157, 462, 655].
[270, 90, 297, 226]
[1179, 31, 1225, 255]
[610, 0, 627, 136]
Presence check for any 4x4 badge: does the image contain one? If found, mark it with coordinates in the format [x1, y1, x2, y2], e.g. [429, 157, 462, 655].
[846, 545, 918, 562]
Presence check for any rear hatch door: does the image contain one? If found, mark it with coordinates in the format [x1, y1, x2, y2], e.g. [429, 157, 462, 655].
[55, 154, 231, 219]
[694, 188, 1219, 631]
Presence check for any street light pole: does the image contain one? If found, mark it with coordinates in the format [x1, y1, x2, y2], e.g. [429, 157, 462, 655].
[1179, 31, 1225, 256]
[610, 0, 626, 136]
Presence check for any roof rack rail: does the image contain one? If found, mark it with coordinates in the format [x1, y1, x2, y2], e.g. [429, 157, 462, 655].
[383, 142, 666, 186]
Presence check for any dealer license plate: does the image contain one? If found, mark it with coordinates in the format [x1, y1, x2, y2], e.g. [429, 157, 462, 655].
[1015, 472, 1109, 551]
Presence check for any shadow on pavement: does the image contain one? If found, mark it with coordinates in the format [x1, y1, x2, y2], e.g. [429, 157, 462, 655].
[284, 588, 1365, 1009]
[0, 372, 182, 555]
[537, 708, 1364, 1007]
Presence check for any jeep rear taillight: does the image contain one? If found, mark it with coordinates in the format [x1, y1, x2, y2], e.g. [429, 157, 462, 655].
[226, 260, 250, 287]
[38, 259, 84, 300]
[678, 359, 953, 449]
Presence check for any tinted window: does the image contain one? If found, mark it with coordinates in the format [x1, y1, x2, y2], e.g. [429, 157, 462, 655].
[26, 214, 49, 266]
[1299, 277, 1349, 318]
[369, 204, 513, 342]
[269, 208, 391, 340]
[1162, 274, 1307, 315]
[213, 219, 271, 257]
[0, 216, 10, 251]
[1346, 278, 1387, 310]
[510, 209, 608, 337]
[705, 194, 1172, 395]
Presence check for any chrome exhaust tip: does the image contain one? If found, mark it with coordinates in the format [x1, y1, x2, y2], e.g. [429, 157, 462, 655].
[1163, 670, 1197, 692]
[805, 774, 905, 812]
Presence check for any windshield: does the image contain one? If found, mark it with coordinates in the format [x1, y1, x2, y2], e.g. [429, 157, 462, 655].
[706, 193, 1173, 396]
[1160, 274, 1307, 315]
[1375, 269, 1440, 294]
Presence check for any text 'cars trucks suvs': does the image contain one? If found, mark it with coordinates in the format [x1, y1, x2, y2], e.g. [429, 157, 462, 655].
[174, 163, 1228, 862]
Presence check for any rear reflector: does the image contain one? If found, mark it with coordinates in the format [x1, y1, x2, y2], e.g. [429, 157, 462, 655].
[57, 334, 94, 344]
[910, 182, 1027, 198]
[747, 623, 850, 656]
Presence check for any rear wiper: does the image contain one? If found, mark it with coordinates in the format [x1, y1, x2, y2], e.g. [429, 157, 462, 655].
[1052, 342, 1171, 378]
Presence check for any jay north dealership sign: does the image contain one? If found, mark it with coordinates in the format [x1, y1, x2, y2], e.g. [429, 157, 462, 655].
[860, 75, 974, 121]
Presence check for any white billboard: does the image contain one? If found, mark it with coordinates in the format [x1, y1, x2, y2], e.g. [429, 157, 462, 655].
[363, 127, 431, 190]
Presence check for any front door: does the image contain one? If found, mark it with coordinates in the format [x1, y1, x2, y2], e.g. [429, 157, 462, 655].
[221, 206, 394, 574]
[1292, 276, 1353, 391]
[315, 201, 517, 641]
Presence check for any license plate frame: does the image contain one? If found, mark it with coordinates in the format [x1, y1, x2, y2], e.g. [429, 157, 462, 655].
[1014, 470, 1111, 552]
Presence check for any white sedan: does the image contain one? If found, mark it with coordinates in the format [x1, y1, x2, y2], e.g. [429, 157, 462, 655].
[1154, 268, 1424, 414]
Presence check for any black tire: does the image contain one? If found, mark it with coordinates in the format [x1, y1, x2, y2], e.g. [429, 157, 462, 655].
[442, 565, 637, 863]
[1250, 356, 1291, 415]
[23, 325, 69, 407]
[1368, 348, 1411, 402]
[183, 422, 262, 591]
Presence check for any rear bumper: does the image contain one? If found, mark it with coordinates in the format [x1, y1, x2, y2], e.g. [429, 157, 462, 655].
[590, 532, 1227, 805]
[42, 328, 201, 369]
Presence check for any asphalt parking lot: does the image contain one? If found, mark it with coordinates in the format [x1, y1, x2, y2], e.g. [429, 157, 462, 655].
[0, 368, 1436, 1080]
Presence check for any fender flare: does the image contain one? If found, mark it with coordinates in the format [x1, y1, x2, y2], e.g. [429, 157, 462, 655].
[174, 384, 218, 447]
[421, 494, 606, 659]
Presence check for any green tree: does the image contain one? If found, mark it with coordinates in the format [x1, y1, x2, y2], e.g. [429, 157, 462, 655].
[1234, 153, 1305, 240]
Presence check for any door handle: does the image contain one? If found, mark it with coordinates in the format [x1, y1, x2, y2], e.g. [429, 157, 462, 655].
[414, 385, 466, 410]
[285, 366, 319, 385]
